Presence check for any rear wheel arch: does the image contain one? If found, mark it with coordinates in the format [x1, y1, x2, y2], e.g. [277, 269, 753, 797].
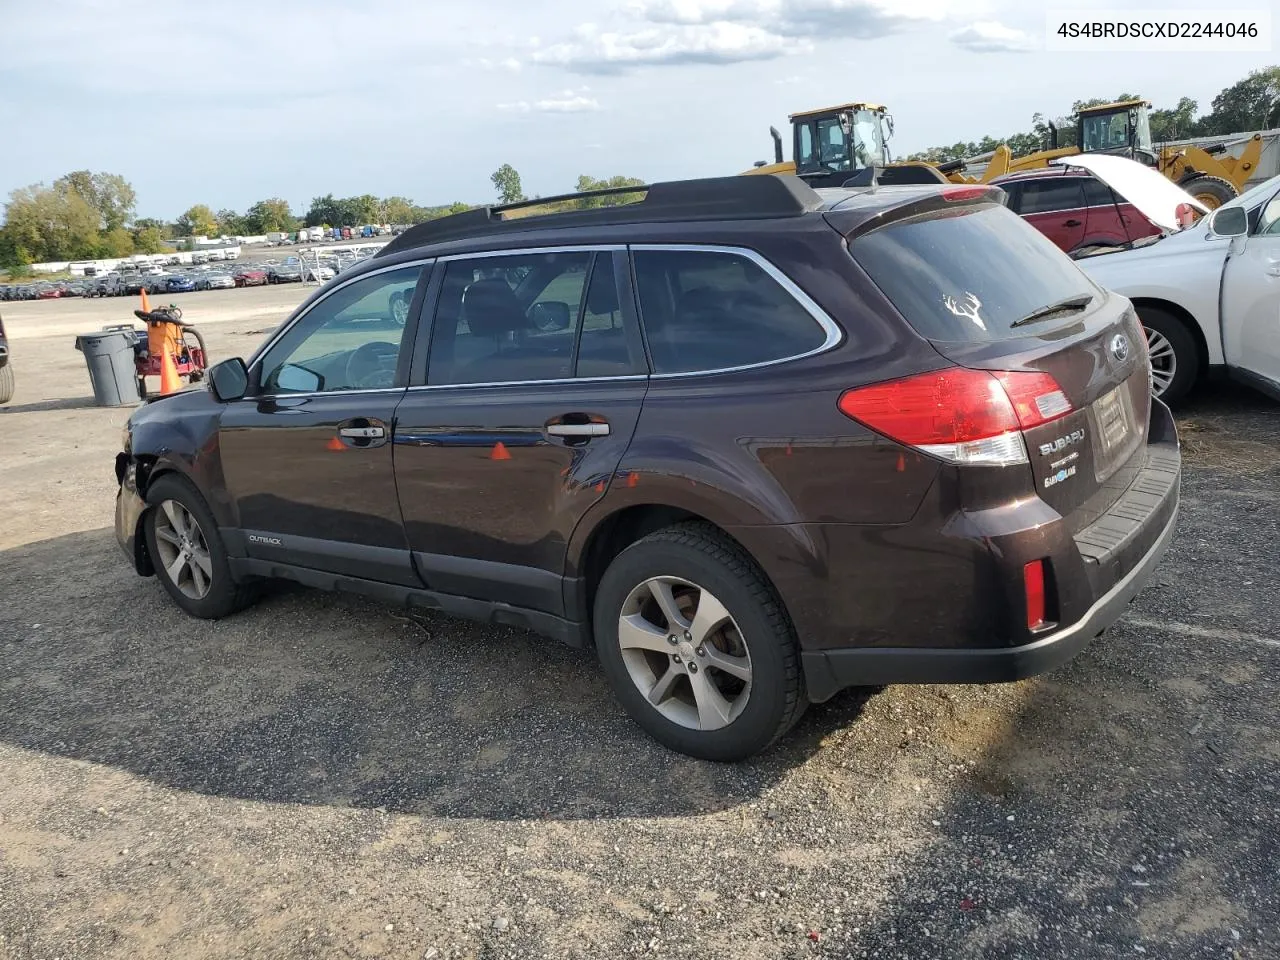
[571, 504, 785, 644]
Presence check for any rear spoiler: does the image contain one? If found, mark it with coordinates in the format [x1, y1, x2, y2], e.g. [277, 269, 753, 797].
[826, 185, 1007, 241]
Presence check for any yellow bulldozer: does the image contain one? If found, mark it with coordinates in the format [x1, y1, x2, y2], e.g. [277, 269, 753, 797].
[746, 99, 1264, 209]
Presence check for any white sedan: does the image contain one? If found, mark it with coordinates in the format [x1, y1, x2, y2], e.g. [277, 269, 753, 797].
[1063, 154, 1280, 404]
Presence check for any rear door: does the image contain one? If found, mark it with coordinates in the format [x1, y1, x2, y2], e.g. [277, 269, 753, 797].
[849, 197, 1150, 529]
[1220, 186, 1280, 395]
[392, 248, 648, 616]
[1016, 178, 1089, 253]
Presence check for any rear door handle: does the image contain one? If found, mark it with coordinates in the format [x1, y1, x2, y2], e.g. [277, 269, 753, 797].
[1266, 259, 1280, 277]
[339, 426, 385, 438]
[546, 423, 610, 437]
[1063, 219, 1082, 227]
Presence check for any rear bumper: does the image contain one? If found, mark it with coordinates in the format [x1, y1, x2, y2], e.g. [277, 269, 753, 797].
[798, 397, 1181, 703]
[801, 493, 1178, 700]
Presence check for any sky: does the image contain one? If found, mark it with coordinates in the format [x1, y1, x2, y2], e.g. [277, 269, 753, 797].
[0, 0, 1275, 221]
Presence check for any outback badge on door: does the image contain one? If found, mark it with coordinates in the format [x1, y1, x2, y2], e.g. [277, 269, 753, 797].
[1110, 333, 1130, 362]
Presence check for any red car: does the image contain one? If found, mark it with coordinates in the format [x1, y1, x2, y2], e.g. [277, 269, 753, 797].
[990, 166, 1163, 255]
[234, 268, 268, 287]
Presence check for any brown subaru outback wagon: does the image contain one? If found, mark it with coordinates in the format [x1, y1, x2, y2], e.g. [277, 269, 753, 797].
[115, 175, 1181, 760]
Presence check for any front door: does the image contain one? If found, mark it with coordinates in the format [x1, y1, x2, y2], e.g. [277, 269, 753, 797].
[218, 263, 429, 584]
[394, 249, 648, 616]
[1221, 188, 1280, 395]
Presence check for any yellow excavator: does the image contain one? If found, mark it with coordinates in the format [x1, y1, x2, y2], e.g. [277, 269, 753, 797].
[746, 99, 1264, 209]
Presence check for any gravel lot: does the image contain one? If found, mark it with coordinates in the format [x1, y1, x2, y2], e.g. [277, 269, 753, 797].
[1, 291, 1277, 960]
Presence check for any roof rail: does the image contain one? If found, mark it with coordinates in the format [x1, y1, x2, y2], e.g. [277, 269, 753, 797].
[374, 174, 824, 257]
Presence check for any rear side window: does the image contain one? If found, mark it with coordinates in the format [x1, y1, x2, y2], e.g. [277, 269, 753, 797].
[1082, 178, 1120, 207]
[850, 203, 1100, 343]
[1018, 179, 1085, 214]
[632, 249, 828, 374]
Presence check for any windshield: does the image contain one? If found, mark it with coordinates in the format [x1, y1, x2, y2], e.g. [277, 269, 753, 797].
[1219, 173, 1280, 212]
[1080, 110, 1130, 153]
[850, 203, 1101, 343]
[1132, 107, 1152, 152]
[800, 110, 886, 173]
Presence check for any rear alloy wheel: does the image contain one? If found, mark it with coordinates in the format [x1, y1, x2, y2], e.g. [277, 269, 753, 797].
[0, 363, 14, 405]
[594, 523, 805, 761]
[143, 474, 259, 619]
[1137, 307, 1198, 404]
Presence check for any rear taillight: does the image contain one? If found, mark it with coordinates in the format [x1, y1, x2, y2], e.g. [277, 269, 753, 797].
[1024, 560, 1047, 629]
[837, 367, 1072, 466]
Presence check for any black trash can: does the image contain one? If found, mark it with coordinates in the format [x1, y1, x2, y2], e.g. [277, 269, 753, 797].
[75, 329, 138, 407]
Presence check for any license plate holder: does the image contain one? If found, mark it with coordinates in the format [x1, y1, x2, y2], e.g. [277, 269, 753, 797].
[1092, 384, 1134, 470]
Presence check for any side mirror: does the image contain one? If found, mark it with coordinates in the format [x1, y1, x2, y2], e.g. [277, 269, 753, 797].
[1209, 205, 1247, 238]
[275, 363, 323, 393]
[530, 300, 572, 331]
[208, 357, 248, 402]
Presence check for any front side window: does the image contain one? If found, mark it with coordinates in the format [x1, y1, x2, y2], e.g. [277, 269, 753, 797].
[816, 117, 851, 171]
[632, 248, 829, 374]
[257, 265, 422, 393]
[1080, 111, 1129, 152]
[797, 122, 817, 171]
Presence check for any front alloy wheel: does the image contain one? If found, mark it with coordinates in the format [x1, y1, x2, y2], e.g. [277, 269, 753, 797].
[152, 499, 213, 600]
[618, 576, 753, 731]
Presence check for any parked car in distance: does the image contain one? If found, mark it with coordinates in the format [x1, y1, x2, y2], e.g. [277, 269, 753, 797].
[304, 264, 335, 282]
[234, 268, 269, 287]
[0, 312, 13, 404]
[1063, 154, 1280, 404]
[113, 173, 1181, 761]
[992, 166, 1164, 256]
[268, 262, 303, 283]
[123, 275, 147, 295]
[166, 275, 197, 293]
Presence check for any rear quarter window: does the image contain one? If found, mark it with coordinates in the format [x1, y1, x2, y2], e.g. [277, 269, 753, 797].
[849, 202, 1100, 343]
[632, 248, 831, 374]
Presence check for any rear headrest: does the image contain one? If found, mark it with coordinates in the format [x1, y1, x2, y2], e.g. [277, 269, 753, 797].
[462, 279, 527, 338]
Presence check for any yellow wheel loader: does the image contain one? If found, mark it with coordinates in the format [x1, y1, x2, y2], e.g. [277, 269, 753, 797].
[743, 102, 960, 187]
[746, 99, 1263, 210]
[935, 100, 1263, 209]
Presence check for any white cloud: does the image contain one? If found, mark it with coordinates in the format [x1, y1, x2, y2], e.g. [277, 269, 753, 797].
[532, 21, 798, 73]
[498, 89, 602, 112]
[950, 20, 1036, 53]
[534, 0, 963, 73]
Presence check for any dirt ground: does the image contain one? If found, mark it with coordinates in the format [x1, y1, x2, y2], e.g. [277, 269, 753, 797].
[1, 291, 1277, 960]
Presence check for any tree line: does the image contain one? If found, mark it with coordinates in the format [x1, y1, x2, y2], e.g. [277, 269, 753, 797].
[1, 165, 645, 276]
[906, 65, 1280, 163]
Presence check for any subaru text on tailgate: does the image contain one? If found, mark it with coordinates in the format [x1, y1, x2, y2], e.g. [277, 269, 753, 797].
[113, 174, 1180, 761]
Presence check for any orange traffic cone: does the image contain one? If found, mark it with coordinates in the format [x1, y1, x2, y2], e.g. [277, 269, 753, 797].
[159, 347, 182, 395]
[140, 287, 151, 313]
[489, 441, 511, 461]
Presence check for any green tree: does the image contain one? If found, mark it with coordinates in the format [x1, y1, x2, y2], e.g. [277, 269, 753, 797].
[176, 204, 219, 237]
[132, 226, 166, 254]
[244, 198, 295, 233]
[3, 182, 101, 262]
[96, 227, 135, 258]
[490, 164, 525, 204]
[216, 208, 248, 236]
[382, 196, 416, 224]
[305, 194, 342, 227]
[1196, 66, 1280, 135]
[573, 174, 646, 208]
[132, 217, 174, 242]
[1150, 97, 1199, 142]
[54, 170, 137, 232]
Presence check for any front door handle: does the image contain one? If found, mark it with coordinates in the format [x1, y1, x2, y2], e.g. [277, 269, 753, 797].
[1063, 219, 1082, 227]
[546, 423, 610, 438]
[339, 426, 385, 439]
[1266, 259, 1280, 278]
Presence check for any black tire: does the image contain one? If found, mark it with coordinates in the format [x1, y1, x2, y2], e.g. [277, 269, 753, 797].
[1137, 306, 1199, 405]
[0, 363, 14, 405]
[1178, 175, 1236, 212]
[136, 377, 147, 400]
[593, 522, 805, 761]
[143, 473, 259, 619]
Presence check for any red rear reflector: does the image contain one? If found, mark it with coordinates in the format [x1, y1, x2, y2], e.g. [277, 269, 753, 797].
[1024, 560, 1047, 629]
[942, 186, 989, 201]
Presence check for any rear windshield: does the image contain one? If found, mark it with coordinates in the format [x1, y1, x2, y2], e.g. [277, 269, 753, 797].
[849, 203, 1100, 342]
